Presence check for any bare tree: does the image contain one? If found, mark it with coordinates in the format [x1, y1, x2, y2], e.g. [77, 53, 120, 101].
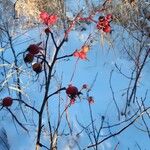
[0, 0, 150, 150]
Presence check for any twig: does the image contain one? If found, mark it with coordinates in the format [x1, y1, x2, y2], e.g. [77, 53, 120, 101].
[87, 107, 150, 149]
[7, 108, 28, 132]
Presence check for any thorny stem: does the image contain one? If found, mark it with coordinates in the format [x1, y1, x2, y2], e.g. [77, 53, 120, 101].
[86, 107, 150, 149]
[5, 26, 27, 122]
[7, 108, 28, 132]
[35, 34, 66, 150]
[124, 48, 150, 115]
[13, 99, 39, 114]
[88, 101, 98, 150]
[109, 70, 120, 120]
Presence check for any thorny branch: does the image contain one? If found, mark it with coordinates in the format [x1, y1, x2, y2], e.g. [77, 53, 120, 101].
[86, 107, 150, 149]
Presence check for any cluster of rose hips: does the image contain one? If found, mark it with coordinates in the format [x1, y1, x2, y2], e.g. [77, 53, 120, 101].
[66, 84, 94, 104]
[96, 14, 112, 33]
[40, 12, 58, 26]
[24, 43, 43, 73]
[0, 97, 13, 108]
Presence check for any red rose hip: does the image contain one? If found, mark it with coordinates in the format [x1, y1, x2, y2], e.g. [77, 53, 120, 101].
[66, 85, 78, 97]
[105, 14, 112, 22]
[27, 44, 42, 55]
[24, 53, 34, 63]
[103, 25, 111, 33]
[2, 97, 13, 107]
[32, 63, 42, 73]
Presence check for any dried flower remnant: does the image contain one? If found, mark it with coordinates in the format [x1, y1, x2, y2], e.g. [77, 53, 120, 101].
[82, 84, 88, 89]
[88, 96, 94, 104]
[70, 99, 76, 105]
